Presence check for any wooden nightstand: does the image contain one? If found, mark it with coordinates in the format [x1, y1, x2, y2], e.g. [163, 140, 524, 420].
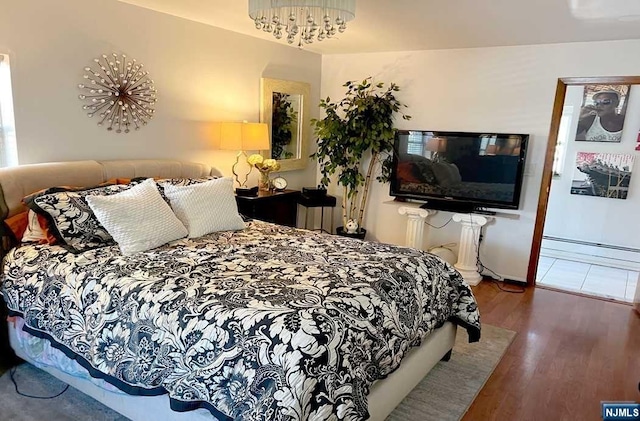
[236, 190, 300, 227]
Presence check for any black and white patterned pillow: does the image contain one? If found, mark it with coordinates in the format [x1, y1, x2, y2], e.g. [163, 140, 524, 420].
[156, 176, 218, 187]
[27, 183, 140, 253]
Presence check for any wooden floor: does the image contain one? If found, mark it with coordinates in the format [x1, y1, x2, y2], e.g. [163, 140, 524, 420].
[462, 281, 640, 421]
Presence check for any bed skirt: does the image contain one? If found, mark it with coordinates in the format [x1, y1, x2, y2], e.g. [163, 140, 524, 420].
[8, 319, 456, 421]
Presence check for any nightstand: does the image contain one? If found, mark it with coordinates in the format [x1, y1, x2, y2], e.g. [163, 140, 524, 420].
[235, 190, 300, 227]
[298, 193, 337, 234]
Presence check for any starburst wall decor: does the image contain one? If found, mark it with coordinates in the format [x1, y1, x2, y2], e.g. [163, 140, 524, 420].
[78, 53, 157, 133]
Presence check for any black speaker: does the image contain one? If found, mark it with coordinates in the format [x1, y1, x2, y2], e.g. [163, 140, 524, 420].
[302, 187, 327, 198]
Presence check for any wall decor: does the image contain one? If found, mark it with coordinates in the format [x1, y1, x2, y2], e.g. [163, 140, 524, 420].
[78, 53, 157, 133]
[575, 84, 630, 142]
[570, 152, 634, 199]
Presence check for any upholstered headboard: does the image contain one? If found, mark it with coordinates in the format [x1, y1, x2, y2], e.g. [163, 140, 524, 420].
[0, 159, 223, 219]
[0, 159, 223, 363]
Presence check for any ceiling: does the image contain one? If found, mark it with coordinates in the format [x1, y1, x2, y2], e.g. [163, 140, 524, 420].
[116, 0, 640, 54]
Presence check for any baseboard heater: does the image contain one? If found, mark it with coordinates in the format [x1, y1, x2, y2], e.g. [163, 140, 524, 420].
[542, 236, 640, 254]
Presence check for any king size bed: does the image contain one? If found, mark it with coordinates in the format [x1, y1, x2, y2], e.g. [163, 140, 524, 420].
[0, 159, 480, 421]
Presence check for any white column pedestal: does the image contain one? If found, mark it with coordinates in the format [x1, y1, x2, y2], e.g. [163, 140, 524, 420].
[452, 213, 492, 286]
[398, 207, 432, 249]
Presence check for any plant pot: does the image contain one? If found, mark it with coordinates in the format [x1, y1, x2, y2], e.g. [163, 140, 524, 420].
[336, 226, 367, 240]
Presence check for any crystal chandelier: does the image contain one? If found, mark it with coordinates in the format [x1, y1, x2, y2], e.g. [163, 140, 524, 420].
[248, 0, 356, 47]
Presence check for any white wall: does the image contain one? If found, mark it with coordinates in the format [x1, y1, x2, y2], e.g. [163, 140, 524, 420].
[544, 85, 640, 249]
[322, 39, 640, 281]
[0, 0, 321, 189]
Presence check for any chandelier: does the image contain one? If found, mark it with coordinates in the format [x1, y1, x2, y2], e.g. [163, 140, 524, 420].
[248, 0, 356, 47]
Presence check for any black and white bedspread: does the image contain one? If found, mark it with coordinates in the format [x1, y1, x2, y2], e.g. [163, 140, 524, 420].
[1, 220, 480, 421]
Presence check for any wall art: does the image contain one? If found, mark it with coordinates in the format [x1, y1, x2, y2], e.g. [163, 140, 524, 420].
[570, 152, 634, 199]
[78, 53, 157, 133]
[575, 85, 629, 143]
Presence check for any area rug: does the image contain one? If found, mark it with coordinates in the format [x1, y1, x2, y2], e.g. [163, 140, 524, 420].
[0, 325, 515, 421]
[387, 324, 516, 421]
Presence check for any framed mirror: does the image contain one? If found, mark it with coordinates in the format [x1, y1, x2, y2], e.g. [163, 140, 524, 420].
[260, 78, 310, 171]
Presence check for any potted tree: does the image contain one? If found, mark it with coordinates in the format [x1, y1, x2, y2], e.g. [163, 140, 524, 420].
[312, 77, 411, 239]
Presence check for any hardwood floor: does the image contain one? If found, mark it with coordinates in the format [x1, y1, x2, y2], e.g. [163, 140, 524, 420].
[462, 281, 640, 421]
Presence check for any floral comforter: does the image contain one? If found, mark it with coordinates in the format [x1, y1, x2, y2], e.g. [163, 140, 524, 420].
[1, 221, 480, 421]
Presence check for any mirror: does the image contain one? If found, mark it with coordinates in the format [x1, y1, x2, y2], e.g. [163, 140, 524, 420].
[260, 78, 310, 171]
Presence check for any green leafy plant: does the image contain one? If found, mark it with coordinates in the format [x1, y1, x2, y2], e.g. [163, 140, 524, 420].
[271, 92, 297, 160]
[311, 77, 411, 232]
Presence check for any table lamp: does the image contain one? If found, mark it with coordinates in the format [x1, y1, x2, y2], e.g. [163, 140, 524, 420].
[213, 122, 270, 195]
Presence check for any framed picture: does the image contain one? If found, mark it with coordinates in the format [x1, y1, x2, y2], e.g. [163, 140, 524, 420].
[570, 152, 634, 199]
[575, 85, 630, 142]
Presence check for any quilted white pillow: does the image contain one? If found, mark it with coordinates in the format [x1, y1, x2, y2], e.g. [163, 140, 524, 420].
[86, 178, 188, 255]
[163, 177, 246, 238]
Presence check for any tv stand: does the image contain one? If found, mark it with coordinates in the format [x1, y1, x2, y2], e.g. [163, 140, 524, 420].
[451, 213, 493, 286]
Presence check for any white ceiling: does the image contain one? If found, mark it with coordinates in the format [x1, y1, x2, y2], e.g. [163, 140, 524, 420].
[117, 0, 640, 54]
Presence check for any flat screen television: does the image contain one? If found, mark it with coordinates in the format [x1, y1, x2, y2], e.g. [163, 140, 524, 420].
[390, 130, 529, 212]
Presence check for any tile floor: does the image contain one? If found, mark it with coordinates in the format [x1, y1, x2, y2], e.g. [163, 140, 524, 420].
[536, 256, 637, 302]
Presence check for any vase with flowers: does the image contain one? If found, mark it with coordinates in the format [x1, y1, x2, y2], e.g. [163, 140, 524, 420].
[247, 154, 281, 191]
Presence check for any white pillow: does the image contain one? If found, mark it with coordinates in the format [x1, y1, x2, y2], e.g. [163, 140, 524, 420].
[22, 210, 47, 243]
[163, 177, 246, 238]
[86, 178, 188, 255]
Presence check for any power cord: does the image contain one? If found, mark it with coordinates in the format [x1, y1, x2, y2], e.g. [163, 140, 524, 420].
[431, 242, 457, 250]
[10, 366, 70, 399]
[475, 225, 525, 294]
[425, 217, 453, 229]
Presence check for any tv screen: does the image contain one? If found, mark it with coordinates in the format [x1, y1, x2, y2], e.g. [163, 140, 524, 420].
[390, 131, 528, 210]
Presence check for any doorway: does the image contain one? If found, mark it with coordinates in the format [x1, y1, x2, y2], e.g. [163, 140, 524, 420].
[528, 76, 640, 303]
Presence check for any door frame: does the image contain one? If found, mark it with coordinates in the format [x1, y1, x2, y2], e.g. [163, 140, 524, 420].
[526, 76, 640, 285]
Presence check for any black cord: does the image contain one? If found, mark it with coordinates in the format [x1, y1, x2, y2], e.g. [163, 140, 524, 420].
[487, 276, 526, 293]
[10, 366, 70, 399]
[425, 217, 453, 229]
[475, 224, 525, 294]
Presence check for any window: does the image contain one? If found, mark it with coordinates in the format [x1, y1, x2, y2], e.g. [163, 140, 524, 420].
[552, 106, 573, 176]
[406, 130, 423, 155]
[0, 54, 18, 167]
[478, 135, 497, 155]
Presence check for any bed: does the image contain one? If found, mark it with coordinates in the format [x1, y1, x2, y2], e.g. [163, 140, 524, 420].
[0, 159, 480, 421]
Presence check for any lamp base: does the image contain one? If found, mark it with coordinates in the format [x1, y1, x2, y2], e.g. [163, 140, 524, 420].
[236, 186, 259, 197]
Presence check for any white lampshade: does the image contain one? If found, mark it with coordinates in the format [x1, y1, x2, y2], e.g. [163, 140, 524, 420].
[213, 122, 270, 151]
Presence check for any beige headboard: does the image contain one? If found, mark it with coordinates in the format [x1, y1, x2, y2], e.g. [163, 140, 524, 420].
[0, 159, 223, 219]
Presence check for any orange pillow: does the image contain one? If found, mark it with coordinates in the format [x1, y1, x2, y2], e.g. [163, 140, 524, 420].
[4, 211, 29, 243]
[4, 211, 57, 245]
[36, 213, 58, 245]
